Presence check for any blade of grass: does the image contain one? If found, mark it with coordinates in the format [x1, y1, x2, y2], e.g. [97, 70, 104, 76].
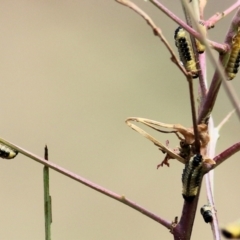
[43, 145, 52, 240]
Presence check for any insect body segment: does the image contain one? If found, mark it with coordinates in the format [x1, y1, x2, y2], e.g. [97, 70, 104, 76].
[222, 219, 240, 239]
[182, 154, 203, 201]
[0, 143, 18, 159]
[195, 39, 205, 54]
[200, 205, 213, 223]
[226, 31, 240, 80]
[174, 27, 198, 78]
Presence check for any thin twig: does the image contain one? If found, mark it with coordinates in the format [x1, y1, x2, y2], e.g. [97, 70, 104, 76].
[205, 1, 240, 29]
[216, 109, 235, 131]
[187, 77, 200, 153]
[214, 142, 240, 167]
[0, 137, 171, 229]
[198, 67, 222, 124]
[149, 0, 228, 52]
[115, 0, 187, 76]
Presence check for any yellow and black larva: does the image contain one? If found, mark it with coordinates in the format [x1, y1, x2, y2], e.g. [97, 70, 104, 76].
[221, 219, 240, 239]
[226, 31, 240, 80]
[0, 143, 18, 159]
[174, 26, 199, 78]
[200, 205, 213, 223]
[181, 154, 204, 201]
[195, 39, 205, 54]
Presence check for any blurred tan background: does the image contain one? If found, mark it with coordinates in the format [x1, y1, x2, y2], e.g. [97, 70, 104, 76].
[1, 1, 240, 239]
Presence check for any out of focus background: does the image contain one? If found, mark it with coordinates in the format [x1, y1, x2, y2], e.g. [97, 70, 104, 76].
[1, 1, 240, 239]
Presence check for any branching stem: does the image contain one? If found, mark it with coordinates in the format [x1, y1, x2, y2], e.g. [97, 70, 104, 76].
[205, 1, 240, 29]
[149, 0, 227, 52]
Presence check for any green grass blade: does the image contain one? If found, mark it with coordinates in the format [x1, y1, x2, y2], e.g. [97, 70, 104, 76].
[43, 145, 52, 240]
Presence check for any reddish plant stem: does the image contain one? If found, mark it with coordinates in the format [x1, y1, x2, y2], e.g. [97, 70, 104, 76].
[149, 0, 227, 52]
[198, 8, 240, 123]
[174, 3, 204, 239]
[198, 54, 208, 103]
[0, 137, 171, 230]
[115, 0, 187, 76]
[198, 69, 222, 123]
[175, 187, 202, 240]
[205, 1, 240, 29]
[214, 142, 240, 167]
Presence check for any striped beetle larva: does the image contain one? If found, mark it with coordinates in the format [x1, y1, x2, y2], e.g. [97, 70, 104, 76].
[221, 219, 240, 239]
[0, 143, 18, 159]
[226, 31, 240, 80]
[182, 154, 204, 201]
[200, 204, 213, 223]
[174, 26, 199, 78]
